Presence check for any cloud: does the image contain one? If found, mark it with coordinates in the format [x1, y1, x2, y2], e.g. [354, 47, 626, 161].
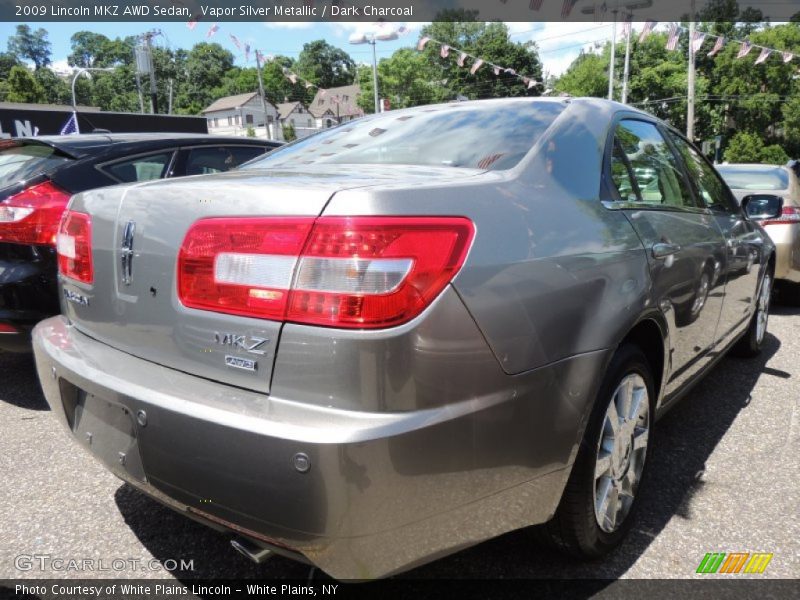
[327, 21, 427, 39]
[263, 22, 314, 30]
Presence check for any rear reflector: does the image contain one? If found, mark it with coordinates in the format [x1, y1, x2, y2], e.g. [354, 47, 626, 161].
[762, 205, 800, 226]
[0, 323, 18, 334]
[178, 216, 475, 329]
[0, 180, 72, 246]
[57, 210, 93, 284]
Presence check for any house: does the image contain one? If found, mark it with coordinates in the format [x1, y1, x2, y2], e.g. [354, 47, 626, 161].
[276, 101, 317, 139]
[202, 92, 281, 139]
[308, 85, 364, 129]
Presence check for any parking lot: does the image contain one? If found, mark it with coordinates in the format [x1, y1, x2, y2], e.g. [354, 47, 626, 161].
[1, 307, 798, 585]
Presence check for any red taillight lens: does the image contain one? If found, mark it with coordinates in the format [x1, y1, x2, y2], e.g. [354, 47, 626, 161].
[762, 205, 800, 226]
[0, 181, 72, 245]
[0, 323, 18, 334]
[57, 210, 93, 284]
[178, 216, 475, 329]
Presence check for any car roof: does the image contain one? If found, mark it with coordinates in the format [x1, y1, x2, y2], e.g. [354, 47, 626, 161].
[15, 133, 279, 159]
[717, 163, 789, 171]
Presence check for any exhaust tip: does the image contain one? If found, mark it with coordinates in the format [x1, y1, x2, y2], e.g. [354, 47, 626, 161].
[231, 537, 274, 564]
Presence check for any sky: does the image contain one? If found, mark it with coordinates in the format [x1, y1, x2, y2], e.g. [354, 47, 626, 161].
[5, 21, 625, 79]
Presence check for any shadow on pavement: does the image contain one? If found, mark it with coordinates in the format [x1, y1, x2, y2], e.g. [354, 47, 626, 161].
[0, 351, 49, 411]
[112, 334, 780, 589]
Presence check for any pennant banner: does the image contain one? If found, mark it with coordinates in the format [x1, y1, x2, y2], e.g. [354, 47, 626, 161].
[754, 47, 771, 64]
[737, 41, 752, 58]
[470, 58, 484, 75]
[690, 31, 705, 54]
[639, 20, 656, 44]
[708, 36, 725, 56]
[665, 24, 679, 51]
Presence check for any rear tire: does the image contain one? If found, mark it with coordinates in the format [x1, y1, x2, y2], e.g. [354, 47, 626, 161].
[539, 344, 655, 558]
[731, 271, 772, 358]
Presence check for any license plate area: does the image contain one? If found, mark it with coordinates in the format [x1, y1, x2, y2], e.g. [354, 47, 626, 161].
[60, 380, 145, 482]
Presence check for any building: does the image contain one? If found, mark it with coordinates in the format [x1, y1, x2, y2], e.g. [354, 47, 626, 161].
[276, 101, 317, 139]
[308, 85, 364, 129]
[202, 92, 281, 139]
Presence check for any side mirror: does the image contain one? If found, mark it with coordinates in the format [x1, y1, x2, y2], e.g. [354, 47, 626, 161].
[742, 194, 783, 221]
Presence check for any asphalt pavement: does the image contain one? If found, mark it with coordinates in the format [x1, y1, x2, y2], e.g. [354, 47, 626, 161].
[1, 306, 798, 588]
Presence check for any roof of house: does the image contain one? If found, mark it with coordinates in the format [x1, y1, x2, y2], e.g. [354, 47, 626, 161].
[202, 92, 260, 114]
[309, 85, 363, 119]
[276, 101, 303, 120]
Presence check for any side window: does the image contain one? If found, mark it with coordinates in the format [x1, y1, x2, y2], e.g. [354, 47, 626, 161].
[103, 152, 173, 183]
[667, 132, 739, 212]
[183, 146, 266, 176]
[612, 120, 697, 209]
[610, 139, 639, 203]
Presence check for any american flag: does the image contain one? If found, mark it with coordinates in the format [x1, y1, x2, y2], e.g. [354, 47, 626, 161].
[417, 36, 430, 51]
[638, 20, 656, 44]
[665, 24, 680, 51]
[737, 41, 752, 59]
[690, 31, 706, 54]
[186, 16, 199, 30]
[59, 112, 79, 135]
[457, 52, 467, 67]
[621, 14, 633, 39]
[493, 65, 501, 76]
[754, 48, 771, 64]
[440, 44, 450, 58]
[783, 51, 794, 63]
[708, 36, 725, 56]
[256, 49, 264, 64]
[230, 34, 242, 51]
[206, 23, 219, 39]
[561, 0, 579, 18]
[529, 0, 543, 10]
[244, 44, 251, 62]
[287, 73, 298, 84]
[477, 153, 505, 169]
[470, 59, 484, 75]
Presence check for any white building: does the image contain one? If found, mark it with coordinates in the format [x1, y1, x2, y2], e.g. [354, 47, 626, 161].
[309, 85, 364, 129]
[276, 101, 317, 139]
[202, 92, 281, 140]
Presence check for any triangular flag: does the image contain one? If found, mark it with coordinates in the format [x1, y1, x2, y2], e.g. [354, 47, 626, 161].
[457, 52, 467, 67]
[638, 20, 656, 43]
[691, 31, 706, 54]
[417, 36, 430, 51]
[229, 34, 241, 50]
[737, 41, 752, 59]
[470, 59, 484, 75]
[440, 44, 450, 58]
[665, 24, 680, 51]
[206, 23, 219, 38]
[708, 36, 725, 57]
[493, 66, 501, 76]
[754, 47, 771, 64]
[783, 51, 794, 63]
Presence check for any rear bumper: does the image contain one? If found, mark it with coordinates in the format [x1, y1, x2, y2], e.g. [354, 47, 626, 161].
[33, 315, 608, 579]
[763, 223, 800, 283]
[0, 247, 59, 352]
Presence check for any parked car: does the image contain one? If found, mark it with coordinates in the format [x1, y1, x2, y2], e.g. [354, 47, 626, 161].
[716, 163, 800, 303]
[32, 99, 776, 579]
[0, 133, 281, 351]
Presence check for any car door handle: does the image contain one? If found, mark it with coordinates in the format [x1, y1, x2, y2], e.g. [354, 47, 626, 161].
[652, 242, 681, 259]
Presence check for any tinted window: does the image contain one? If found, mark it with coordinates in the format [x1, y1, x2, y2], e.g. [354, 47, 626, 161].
[610, 139, 638, 202]
[104, 152, 173, 183]
[243, 101, 566, 171]
[0, 141, 72, 190]
[716, 166, 790, 191]
[612, 120, 696, 209]
[183, 146, 267, 176]
[668, 132, 738, 212]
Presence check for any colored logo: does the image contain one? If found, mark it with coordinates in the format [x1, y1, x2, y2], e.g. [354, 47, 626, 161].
[696, 552, 773, 574]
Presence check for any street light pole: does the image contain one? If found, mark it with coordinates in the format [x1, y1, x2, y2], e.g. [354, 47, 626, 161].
[687, 0, 697, 141]
[71, 67, 114, 110]
[621, 14, 632, 104]
[349, 29, 398, 114]
[608, 10, 618, 101]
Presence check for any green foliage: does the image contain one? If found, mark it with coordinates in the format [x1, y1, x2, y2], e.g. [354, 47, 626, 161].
[760, 144, 790, 165]
[7, 25, 51, 69]
[246, 125, 256, 137]
[282, 122, 296, 142]
[4, 66, 45, 102]
[722, 131, 788, 163]
[294, 40, 356, 94]
[554, 52, 607, 97]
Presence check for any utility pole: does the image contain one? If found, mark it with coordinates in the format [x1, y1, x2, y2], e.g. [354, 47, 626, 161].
[255, 52, 274, 140]
[168, 79, 173, 114]
[621, 13, 632, 104]
[608, 10, 618, 101]
[687, 1, 696, 141]
[135, 30, 161, 114]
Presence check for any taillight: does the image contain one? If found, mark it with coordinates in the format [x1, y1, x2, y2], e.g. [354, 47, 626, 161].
[57, 210, 93, 284]
[762, 205, 800, 226]
[0, 181, 72, 245]
[178, 216, 475, 329]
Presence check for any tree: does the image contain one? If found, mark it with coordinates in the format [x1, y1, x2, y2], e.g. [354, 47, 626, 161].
[357, 48, 438, 113]
[179, 43, 235, 114]
[294, 40, 356, 92]
[283, 122, 296, 141]
[3, 66, 45, 102]
[7, 25, 51, 69]
[724, 131, 765, 162]
[34, 68, 71, 105]
[555, 52, 608, 97]
[0, 51, 21, 81]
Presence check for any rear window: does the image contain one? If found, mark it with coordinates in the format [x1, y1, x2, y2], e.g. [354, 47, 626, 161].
[242, 101, 565, 172]
[0, 141, 72, 190]
[716, 166, 789, 191]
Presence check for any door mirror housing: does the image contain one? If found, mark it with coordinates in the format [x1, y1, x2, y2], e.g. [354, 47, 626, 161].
[741, 194, 783, 221]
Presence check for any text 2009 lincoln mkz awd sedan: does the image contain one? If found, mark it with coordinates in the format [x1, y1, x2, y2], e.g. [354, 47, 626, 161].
[33, 98, 777, 579]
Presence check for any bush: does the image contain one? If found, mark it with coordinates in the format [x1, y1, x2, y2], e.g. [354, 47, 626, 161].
[246, 125, 256, 137]
[723, 132, 789, 165]
[282, 122, 296, 142]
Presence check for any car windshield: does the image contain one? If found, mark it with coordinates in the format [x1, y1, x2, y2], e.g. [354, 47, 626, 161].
[0, 141, 72, 191]
[716, 166, 789, 191]
[242, 101, 565, 172]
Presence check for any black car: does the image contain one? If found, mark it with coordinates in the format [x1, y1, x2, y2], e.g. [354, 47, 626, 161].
[0, 133, 281, 352]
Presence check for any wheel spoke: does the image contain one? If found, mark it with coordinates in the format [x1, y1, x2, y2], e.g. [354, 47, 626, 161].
[605, 486, 620, 530]
[595, 452, 612, 479]
[606, 397, 620, 436]
[618, 379, 633, 422]
[595, 477, 612, 518]
[633, 426, 649, 451]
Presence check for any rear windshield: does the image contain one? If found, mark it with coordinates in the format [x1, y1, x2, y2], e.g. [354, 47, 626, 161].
[0, 141, 72, 190]
[716, 166, 789, 191]
[242, 101, 565, 172]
